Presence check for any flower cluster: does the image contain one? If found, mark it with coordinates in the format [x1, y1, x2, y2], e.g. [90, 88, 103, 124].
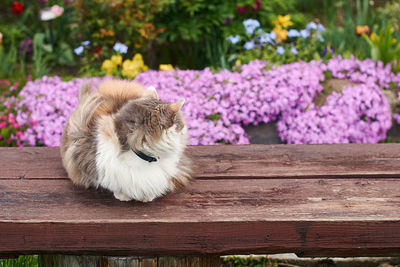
[15, 58, 397, 146]
[101, 53, 149, 79]
[227, 18, 325, 65]
[236, 0, 262, 14]
[277, 84, 392, 144]
[0, 96, 30, 147]
[39, 5, 64, 21]
[16, 76, 110, 146]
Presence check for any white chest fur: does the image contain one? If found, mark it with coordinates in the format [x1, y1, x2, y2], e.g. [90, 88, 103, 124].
[95, 116, 185, 202]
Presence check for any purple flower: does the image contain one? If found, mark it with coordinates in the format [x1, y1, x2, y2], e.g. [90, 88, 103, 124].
[19, 38, 33, 55]
[224, 17, 232, 25]
[15, 57, 397, 146]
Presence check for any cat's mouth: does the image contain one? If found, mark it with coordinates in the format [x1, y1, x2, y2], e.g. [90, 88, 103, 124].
[132, 149, 158, 163]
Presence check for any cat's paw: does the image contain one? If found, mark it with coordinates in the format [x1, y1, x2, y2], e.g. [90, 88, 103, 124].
[139, 195, 156, 203]
[114, 192, 132, 201]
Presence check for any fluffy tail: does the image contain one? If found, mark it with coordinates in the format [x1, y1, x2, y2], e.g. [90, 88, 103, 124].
[68, 83, 103, 138]
[79, 82, 93, 103]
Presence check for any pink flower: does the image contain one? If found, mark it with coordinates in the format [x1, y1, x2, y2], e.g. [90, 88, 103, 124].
[250, 0, 262, 11]
[51, 5, 64, 17]
[16, 131, 24, 138]
[236, 6, 247, 14]
[0, 122, 6, 128]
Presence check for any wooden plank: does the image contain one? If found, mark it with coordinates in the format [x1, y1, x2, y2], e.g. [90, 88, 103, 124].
[1, 179, 400, 221]
[0, 144, 399, 180]
[1, 178, 400, 256]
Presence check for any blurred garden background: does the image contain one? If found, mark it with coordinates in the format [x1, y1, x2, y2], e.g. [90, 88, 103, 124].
[0, 0, 400, 148]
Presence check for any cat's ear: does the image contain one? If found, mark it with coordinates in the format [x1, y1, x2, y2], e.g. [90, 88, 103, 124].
[143, 86, 159, 99]
[169, 99, 185, 114]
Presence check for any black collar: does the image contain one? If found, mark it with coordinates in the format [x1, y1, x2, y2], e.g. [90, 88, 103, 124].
[133, 150, 158, 163]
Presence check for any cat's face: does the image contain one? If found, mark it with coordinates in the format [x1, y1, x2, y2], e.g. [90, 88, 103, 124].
[114, 97, 186, 152]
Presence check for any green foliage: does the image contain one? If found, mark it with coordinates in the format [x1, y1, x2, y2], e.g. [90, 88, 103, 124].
[0, 0, 77, 79]
[0, 43, 17, 79]
[74, 0, 173, 68]
[362, 24, 400, 67]
[33, 33, 51, 78]
[155, 0, 306, 69]
[321, 0, 373, 59]
[0, 255, 39, 267]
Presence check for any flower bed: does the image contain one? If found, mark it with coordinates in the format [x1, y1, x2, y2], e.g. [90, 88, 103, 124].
[15, 58, 400, 146]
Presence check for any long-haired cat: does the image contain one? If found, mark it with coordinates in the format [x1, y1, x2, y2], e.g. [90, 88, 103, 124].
[60, 80, 192, 202]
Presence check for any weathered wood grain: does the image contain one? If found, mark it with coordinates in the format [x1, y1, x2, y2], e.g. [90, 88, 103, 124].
[1, 179, 400, 221]
[1, 145, 400, 257]
[1, 178, 400, 256]
[0, 144, 399, 179]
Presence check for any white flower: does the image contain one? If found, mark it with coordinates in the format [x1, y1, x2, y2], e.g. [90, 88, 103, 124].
[287, 29, 300, 38]
[227, 35, 240, 44]
[0, 32, 3, 45]
[260, 32, 275, 44]
[244, 41, 255, 50]
[243, 19, 260, 35]
[276, 46, 285, 55]
[40, 5, 64, 21]
[113, 42, 128, 54]
[81, 40, 90, 46]
[40, 8, 56, 21]
[74, 46, 84, 55]
[290, 47, 298, 55]
[300, 29, 310, 38]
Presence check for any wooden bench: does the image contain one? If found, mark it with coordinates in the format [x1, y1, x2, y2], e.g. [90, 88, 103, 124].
[1, 144, 400, 265]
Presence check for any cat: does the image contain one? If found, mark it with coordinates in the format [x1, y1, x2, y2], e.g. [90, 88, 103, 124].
[60, 80, 192, 202]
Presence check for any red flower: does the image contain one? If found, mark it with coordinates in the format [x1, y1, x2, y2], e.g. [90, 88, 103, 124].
[12, 2, 24, 15]
[251, 0, 262, 11]
[236, 6, 247, 14]
[93, 46, 102, 57]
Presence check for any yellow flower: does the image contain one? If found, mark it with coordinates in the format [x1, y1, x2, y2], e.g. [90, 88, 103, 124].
[101, 59, 116, 75]
[272, 15, 293, 28]
[370, 32, 378, 42]
[111, 55, 122, 66]
[132, 53, 148, 71]
[159, 64, 174, 71]
[235, 59, 242, 66]
[121, 60, 138, 78]
[273, 25, 288, 42]
[393, 38, 397, 44]
[132, 53, 144, 64]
